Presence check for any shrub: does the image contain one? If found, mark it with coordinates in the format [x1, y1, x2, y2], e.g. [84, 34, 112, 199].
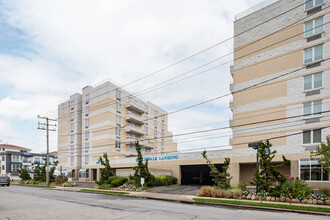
[99, 184, 113, 189]
[111, 177, 128, 187]
[62, 181, 76, 187]
[197, 186, 214, 197]
[280, 177, 311, 201]
[154, 176, 177, 186]
[238, 180, 248, 191]
[55, 175, 68, 185]
[320, 188, 330, 196]
[108, 176, 118, 183]
[197, 186, 242, 199]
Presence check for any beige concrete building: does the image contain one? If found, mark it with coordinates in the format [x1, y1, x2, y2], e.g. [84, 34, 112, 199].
[58, 0, 329, 188]
[229, 0, 330, 188]
[58, 81, 177, 180]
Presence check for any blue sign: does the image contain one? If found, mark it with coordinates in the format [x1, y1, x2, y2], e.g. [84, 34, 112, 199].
[96, 161, 100, 164]
[136, 155, 179, 162]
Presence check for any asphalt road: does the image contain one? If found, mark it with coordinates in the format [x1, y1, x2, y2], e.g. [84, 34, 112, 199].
[148, 185, 201, 195]
[0, 186, 327, 220]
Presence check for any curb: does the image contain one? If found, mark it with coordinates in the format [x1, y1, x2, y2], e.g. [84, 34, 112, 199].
[192, 201, 330, 217]
[75, 188, 330, 216]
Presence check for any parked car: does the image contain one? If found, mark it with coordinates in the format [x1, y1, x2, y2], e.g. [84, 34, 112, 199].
[0, 176, 10, 186]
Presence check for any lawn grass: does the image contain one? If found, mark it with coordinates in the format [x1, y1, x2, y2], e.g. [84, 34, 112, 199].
[12, 183, 55, 188]
[80, 189, 129, 195]
[193, 198, 330, 213]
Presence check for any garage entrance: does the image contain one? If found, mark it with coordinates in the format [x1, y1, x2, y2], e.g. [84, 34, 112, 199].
[180, 164, 223, 185]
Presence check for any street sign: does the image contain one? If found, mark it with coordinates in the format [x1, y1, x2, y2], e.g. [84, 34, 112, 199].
[96, 161, 100, 164]
[140, 177, 145, 186]
[46, 166, 50, 172]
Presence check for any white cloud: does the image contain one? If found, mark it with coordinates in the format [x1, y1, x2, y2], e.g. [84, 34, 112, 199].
[0, 0, 260, 152]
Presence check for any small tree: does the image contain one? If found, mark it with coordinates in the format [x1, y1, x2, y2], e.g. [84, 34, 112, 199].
[96, 152, 114, 185]
[311, 135, 330, 172]
[131, 142, 154, 187]
[202, 150, 232, 189]
[250, 140, 290, 193]
[33, 160, 58, 182]
[18, 165, 31, 180]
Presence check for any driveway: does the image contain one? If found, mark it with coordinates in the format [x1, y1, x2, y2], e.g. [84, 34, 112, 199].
[148, 184, 202, 196]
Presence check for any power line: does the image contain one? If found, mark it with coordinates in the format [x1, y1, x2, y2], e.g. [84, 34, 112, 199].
[53, 0, 318, 116]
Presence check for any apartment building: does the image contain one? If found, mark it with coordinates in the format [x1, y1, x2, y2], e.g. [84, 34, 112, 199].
[0, 144, 58, 180]
[230, 0, 330, 187]
[58, 81, 177, 181]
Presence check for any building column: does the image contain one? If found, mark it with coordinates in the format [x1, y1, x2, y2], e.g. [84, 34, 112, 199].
[97, 168, 101, 181]
[290, 160, 299, 178]
[228, 162, 240, 186]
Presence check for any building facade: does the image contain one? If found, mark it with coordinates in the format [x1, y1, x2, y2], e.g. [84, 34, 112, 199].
[230, 0, 330, 186]
[0, 144, 58, 180]
[58, 81, 177, 180]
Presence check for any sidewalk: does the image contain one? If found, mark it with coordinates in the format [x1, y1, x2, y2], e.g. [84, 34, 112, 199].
[51, 186, 330, 216]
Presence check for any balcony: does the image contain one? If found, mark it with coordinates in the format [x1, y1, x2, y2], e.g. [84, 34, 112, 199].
[124, 138, 138, 144]
[229, 100, 234, 111]
[229, 119, 233, 128]
[125, 151, 138, 157]
[140, 140, 154, 149]
[125, 112, 144, 125]
[230, 65, 234, 77]
[125, 99, 145, 114]
[229, 82, 234, 93]
[124, 125, 144, 136]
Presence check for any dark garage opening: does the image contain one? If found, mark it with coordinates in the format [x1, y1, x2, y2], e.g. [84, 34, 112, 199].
[181, 164, 223, 185]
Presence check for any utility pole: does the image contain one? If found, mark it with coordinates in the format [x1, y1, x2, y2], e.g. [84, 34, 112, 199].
[37, 115, 57, 186]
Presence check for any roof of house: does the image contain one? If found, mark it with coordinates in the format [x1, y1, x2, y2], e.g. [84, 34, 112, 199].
[49, 151, 58, 155]
[0, 144, 31, 151]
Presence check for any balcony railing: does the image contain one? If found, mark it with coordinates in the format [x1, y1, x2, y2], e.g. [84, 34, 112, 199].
[124, 125, 144, 136]
[125, 112, 144, 124]
[125, 99, 145, 114]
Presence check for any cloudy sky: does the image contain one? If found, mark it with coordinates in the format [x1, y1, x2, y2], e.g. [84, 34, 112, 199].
[0, 0, 262, 153]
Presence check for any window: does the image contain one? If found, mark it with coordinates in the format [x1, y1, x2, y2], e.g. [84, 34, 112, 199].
[116, 115, 121, 126]
[71, 124, 74, 132]
[12, 164, 19, 172]
[70, 100, 75, 110]
[79, 169, 89, 178]
[85, 106, 89, 116]
[161, 115, 164, 121]
[300, 160, 329, 181]
[305, 0, 324, 10]
[161, 124, 164, 131]
[154, 140, 157, 147]
[303, 129, 321, 144]
[154, 120, 157, 128]
[145, 105, 149, 114]
[71, 112, 74, 121]
[127, 145, 131, 151]
[71, 145, 74, 154]
[85, 143, 89, 153]
[85, 155, 89, 165]
[145, 115, 148, 124]
[116, 89, 121, 100]
[304, 44, 323, 64]
[154, 110, 158, 118]
[115, 141, 121, 150]
[71, 156, 74, 164]
[154, 130, 157, 137]
[161, 133, 164, 139]
[116, 103, 121, 113]
[144, 126, 149, 135]
[71, 134, 74, 143]
[85, 94, 90, 103]
[2, 156, 4, 161]
[34, 157, 40, 164]
[304, 72, 322, 90]
[161, 142, 164, 150]
[304, 16, 323, 37]
[303, 100, 322, 116]
[154, 149, 157, 155]
[115, 128, 121, 138]
[85, 119, 89, 128]
[85, 131, 89, 140]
